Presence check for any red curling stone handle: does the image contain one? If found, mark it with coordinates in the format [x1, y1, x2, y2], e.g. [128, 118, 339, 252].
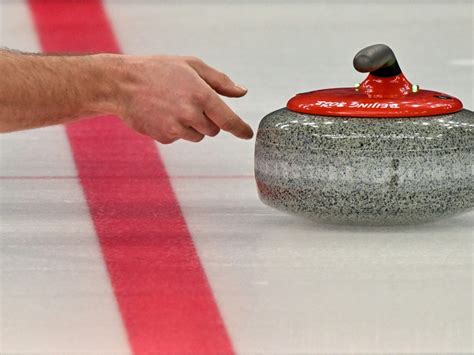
[287, 44, 463, 118]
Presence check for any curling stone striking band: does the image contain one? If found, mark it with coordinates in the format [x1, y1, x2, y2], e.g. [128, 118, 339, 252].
[255, 44, 473, 225]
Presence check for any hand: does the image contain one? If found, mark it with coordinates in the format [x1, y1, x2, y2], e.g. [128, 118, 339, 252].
[116, 55, 253, 144]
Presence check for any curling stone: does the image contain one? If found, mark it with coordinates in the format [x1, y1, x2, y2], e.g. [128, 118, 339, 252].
[255, 44, 473, 225]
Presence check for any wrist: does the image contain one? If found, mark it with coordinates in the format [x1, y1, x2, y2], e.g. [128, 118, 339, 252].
[89, 53, 132, 117]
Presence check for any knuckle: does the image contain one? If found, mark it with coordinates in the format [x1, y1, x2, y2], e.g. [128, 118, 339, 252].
[213, 73, 231, 91]
[221, 118, 237, 131]
[192, 134, 205, 142]
[151, 132, 166, 143]
[154, 136, 167, 144]
[180, 108, 196, 123]
[156, 134, 177, 144]
[167, 124, 183, 138]
[217, 72, 230, 83]
[160, 138, 175, 145]
[208, 127, 220, 137]
[192, 90, 210, 104]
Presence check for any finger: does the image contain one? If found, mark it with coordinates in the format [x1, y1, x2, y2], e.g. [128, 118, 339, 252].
[153, 134, 179, 145]
[187, 57, 247, 98]
[181, 126, 205, 142]
[204, 92, 253, 139]
[191, 112, 221, 137]
[145, 124, 180, 144]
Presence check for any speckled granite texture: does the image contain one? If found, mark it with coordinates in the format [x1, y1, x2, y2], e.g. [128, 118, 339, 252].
[255, 109, 474, 225]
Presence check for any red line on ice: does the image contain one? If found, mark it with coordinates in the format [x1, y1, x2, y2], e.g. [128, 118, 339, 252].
[28, 1, 234, 353]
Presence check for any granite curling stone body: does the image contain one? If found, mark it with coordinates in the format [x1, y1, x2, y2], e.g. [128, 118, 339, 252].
[255, 44, 473, 225]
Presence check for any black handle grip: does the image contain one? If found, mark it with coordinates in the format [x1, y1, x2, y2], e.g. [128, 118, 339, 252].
[353, 44, 402, 77]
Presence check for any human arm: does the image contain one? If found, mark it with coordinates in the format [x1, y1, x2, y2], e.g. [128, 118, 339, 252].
[0, 50, 253, 142]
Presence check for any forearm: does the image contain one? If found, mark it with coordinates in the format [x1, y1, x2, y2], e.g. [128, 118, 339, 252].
[0, 50, 123, 132]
